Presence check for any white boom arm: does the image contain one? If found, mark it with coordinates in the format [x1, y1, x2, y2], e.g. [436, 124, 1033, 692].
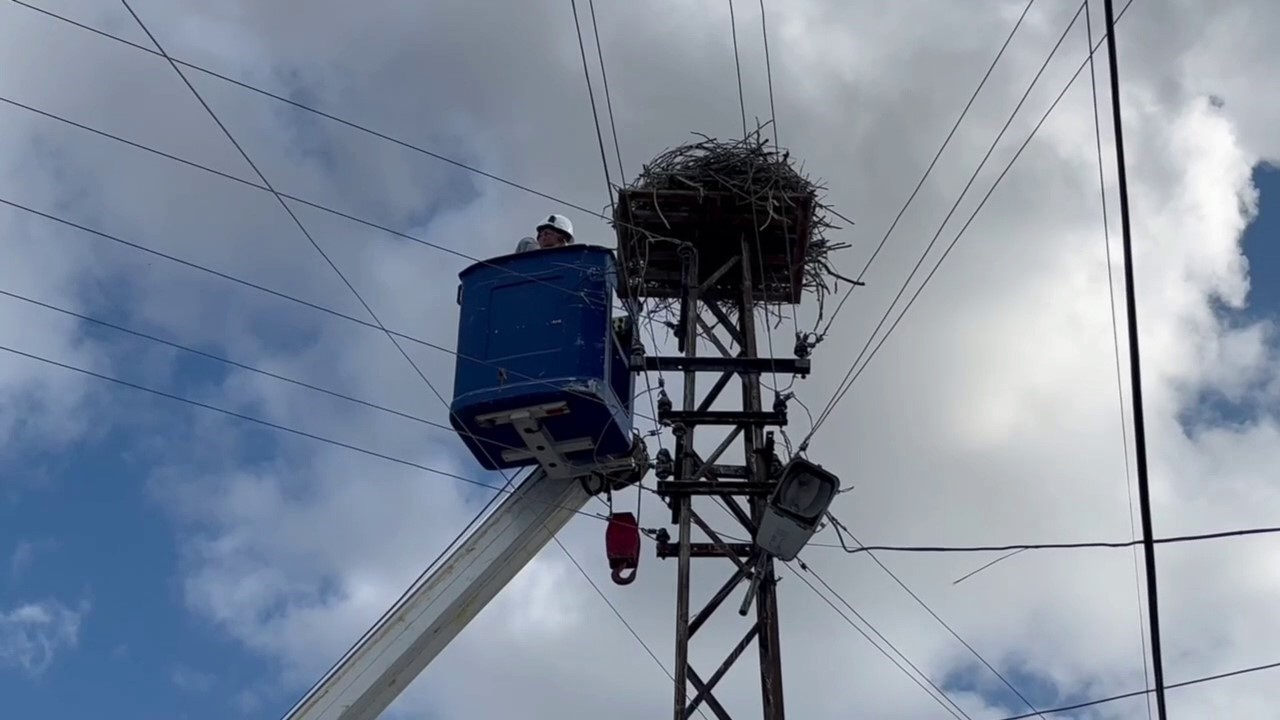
[283, 469, 591, 720]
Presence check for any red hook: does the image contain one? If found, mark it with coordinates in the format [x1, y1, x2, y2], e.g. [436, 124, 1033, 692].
[605, 512, 641, 586]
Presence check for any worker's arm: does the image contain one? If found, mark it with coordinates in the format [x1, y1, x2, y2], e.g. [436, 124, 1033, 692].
[516, 237, 538, 253]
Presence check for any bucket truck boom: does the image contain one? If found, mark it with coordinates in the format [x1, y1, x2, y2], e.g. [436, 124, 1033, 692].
[282, 468, 589, 720]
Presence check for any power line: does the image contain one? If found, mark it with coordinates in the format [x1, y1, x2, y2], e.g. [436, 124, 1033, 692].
[807, 0, 1087, 443]
[12, 0, 691, 291]
[9, 0, 616, 223]
[803, 0, 1139, 447]
[1100, 0, 1166, 715]
[0, 289, 451, 432]
[0, 340, 616, 523]
[993, 658, 1280, 720]
[551, 535, 710, 720]
[758, 0, 779, 147]
[0, 94, 610, 313]
[13, 0, 667, 681]
[1, 106, 593, 312]
[817, 521, 1280, 555]
[0, 194, 655, 425]
[784, 560, 971, 720]
[1083, 0, 1152, 716]
[754, 0, 803, 340]
[0, 287, 580, 460]
[727, 0, 749, 138]
[827, 518, 1047, 717]
[586, 0, 626, 183]
[120, 1, 535, 542]
[816, 0, 1038, 341]
[570, 0, 616, 214]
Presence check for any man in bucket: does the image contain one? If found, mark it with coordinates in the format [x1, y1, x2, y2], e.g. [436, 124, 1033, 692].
[516, 213, 574, 253]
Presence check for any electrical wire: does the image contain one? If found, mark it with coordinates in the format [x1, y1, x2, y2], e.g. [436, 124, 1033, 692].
[818, 520, 1280, 555]
[807, 0, 1088, 443]
[0, 340, 618, 523]
[570, 0, 616, 215]
[552, 535, 710, 720]
[816, 0, 1038, 341]
[10, 0, 685, 312]
[119, 2, 472, 477]
[803, 0, 1138, 447]
[783, 560, 970, 720]
[0, 193, 655, 425]
[756, 0, 802, 337]
[121, 0, 617, 537]
[0, 289, 449, 433]
[1084, 1, 1152, 716]
[0, 288, 583, 461]
[52, 19, 659, 713]
[8, 0, 619, 224]
[586, 0, 626, 183]
[3, 94, 671, 712]
[728, 0, 749, 139]
[992, 659, 1280, 720]
[826, 517, 1046, 718]
[0, 94, 601, 310]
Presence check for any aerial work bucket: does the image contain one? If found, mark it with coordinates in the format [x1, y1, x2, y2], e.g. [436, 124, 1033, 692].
[449, 245, 635, 474]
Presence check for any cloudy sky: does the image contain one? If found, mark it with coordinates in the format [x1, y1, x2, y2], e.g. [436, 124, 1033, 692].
[2, 0, 1280, 717]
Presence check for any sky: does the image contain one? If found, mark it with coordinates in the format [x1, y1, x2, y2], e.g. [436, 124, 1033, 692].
[2, 0, 1280, 718]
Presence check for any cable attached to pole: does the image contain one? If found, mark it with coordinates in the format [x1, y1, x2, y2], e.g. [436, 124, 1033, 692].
[1100, 0, 1168, 716]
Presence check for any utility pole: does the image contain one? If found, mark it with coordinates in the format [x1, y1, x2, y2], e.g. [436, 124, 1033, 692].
[616, 184, 815, 720]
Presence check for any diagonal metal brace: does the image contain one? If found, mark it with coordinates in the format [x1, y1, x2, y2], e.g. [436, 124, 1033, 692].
[687, 666, 734, 720]
[687, 623, 762, 718]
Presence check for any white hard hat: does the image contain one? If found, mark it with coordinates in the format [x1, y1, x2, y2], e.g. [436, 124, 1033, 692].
[536, 213, 574, 241]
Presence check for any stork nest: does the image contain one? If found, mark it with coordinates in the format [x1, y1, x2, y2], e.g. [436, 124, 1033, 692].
[624, 124, 854, 313]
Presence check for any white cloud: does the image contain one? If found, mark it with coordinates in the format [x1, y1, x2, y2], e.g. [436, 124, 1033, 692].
[8, 539, 57, 580]
[171, 664, 216, 693]
[9, 541, 35, 579]
[0, 599, 88, 677]
[4, 0, 1280, 717]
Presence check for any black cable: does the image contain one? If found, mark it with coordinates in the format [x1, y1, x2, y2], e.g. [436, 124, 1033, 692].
[0, 289, 452, 432]
[1101, 0, 1166, 715]
[758, 0, 779, 147]
[784, 560, 970, 720]
[0, 341, 616, 524]
[0, 288, 561, 460]
[0, 194, 654, 425]
[115, 13, 636, 708]
[0, 95, 608, 312]
[816, 0, 1038, 341]
[570, 0, 616, 215]
[993, 659, 1280, 720]
[1084, 1, 1152, 716]
[728, 0, 749, 138]
[816, 522, 1280, 554]
[9, 0, 617, 224]
[808, 0, 1087, 442]
[586, 0, 626, 183]
[804, 0, 1139, 445]
[120, 2, 531, 519]
[829, 519, 1047, 717]
[551, 536, 711, 720]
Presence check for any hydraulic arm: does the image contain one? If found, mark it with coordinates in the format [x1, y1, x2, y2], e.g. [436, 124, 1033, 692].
[283, 469, 589, 720]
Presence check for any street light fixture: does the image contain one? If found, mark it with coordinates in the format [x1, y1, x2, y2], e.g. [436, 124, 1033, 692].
[754, 457, 840, 561]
